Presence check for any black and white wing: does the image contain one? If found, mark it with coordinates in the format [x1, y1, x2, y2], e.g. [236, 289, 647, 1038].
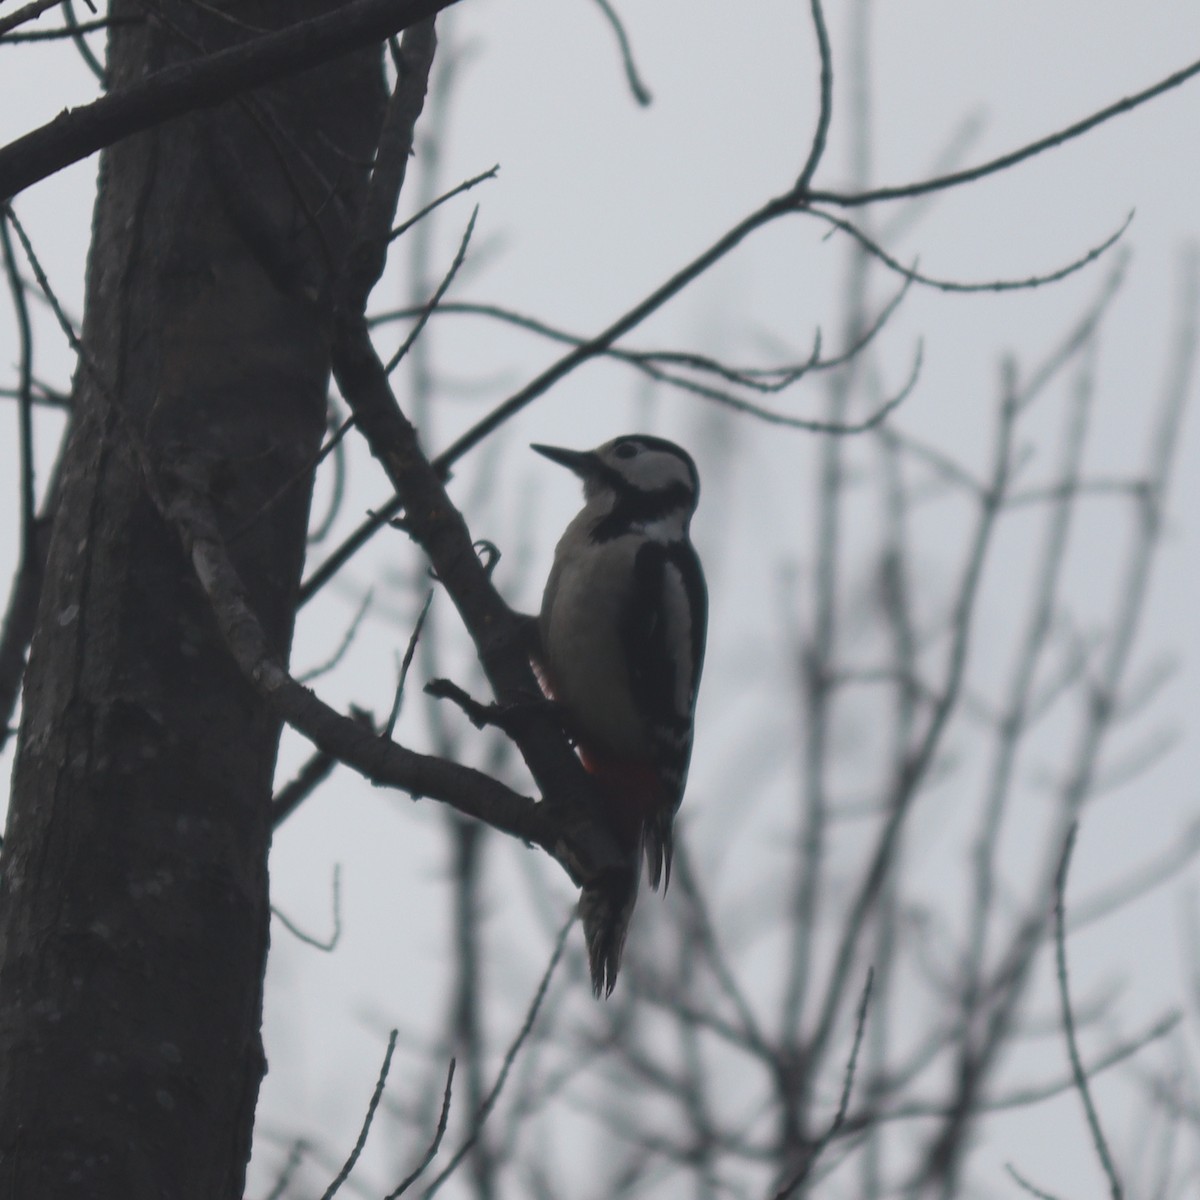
[621, 539, 708, 889]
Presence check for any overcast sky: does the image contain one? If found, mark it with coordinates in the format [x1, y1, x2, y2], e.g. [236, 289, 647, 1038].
[2, 2, 1200, 1196]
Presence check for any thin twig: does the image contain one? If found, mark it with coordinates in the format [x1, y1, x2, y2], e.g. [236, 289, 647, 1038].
[319, 1029, 399, 1200]
[808, 53, 1200, 207]
[422, 914, 573, 1198]
[389, 164, 498, 242]
[61, 0, 106, 84]
[1, 202, 84, 362]
[228, 414, 356, 546]
[270, 746, 339, 828]
[0, 14, 132, 41]
[1005, 1162, 1069, 1200]
[671, 844, 771, 1058]
[0, 210, 36, 563]
[271, 865, 342, 952]
[298, 588, 374, 684]
[261, 1139, 308, 1200]
[1071, 817, 1200, 930]
[811, 207, 1132, 294]
[368, 282, 908, 391]
[772, 968, 873, 1199]
[386, 1060, 457, 1198]
[299, 501, 392, 606]
[795, 0, 833, 192]
[839, 1011, 1178, 1131]
[1015, 251, 1130, 410]
[385, 589, 434, 739]
[384, 205, 477, 374]
[0, 380, 69, 408]
[588, 0, 652, 105]
[446, 816, 492, 1197]
[1055, 825, 1123, 1200]
[307, 409, 351, 545]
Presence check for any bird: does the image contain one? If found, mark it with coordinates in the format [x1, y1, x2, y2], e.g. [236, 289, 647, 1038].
[532, 434, 707, 996]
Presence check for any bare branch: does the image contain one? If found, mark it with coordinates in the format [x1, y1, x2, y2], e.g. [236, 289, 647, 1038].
[161, 465, 554, 848]
[430, 195, 792, 468]
[0, 0, 64, 39]
[808, 53, 1200, 207]
[0, 0, 461, 202]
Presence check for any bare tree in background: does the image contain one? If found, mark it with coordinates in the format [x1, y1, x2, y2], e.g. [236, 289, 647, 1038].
[0, 2, 1197, 1198]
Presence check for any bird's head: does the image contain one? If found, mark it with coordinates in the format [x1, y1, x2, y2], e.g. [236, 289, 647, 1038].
[532, 435, 700, 536]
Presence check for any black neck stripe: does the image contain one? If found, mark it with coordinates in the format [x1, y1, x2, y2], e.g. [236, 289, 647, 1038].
[589, 481, 691, 542]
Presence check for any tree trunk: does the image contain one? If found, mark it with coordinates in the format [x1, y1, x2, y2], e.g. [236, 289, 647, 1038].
[0, 4, 384, 1195]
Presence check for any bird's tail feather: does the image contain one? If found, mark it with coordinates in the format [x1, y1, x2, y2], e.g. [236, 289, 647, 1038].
[580, 865, 640, 998]
[644, 810, 675, 892]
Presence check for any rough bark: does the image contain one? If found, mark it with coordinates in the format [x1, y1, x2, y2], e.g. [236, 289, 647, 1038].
[0, 3, 384, 1195]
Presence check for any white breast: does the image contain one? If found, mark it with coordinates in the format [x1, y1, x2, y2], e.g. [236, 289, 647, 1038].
[539, 517, 651, 758]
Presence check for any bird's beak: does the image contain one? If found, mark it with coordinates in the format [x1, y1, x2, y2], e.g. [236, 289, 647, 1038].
[531, 443, 596, 476]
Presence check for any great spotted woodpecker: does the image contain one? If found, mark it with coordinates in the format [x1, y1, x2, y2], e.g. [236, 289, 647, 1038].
[532, 434, 707, 995]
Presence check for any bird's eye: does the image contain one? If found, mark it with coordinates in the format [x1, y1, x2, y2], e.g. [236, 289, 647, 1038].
[614, 442, 639, 459]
